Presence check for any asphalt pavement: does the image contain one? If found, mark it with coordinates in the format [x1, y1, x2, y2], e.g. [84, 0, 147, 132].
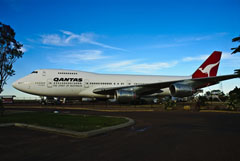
[1, 109, 240, 161]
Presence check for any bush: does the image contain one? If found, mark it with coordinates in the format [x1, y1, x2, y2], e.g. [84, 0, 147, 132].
[227, 87, 240, 110]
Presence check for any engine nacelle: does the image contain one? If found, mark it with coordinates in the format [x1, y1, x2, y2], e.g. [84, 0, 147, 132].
[169, 84, 194, 98]
[115, 89, 137, 103]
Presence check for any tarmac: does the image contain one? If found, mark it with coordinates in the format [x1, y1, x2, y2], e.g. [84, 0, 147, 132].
[1, 107, 240, 161]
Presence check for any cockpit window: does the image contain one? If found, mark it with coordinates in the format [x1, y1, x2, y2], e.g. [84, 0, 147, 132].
[31, 71, 38, 74]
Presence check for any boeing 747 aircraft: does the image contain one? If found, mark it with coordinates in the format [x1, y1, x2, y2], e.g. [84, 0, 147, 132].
[13, 51, 240, 103]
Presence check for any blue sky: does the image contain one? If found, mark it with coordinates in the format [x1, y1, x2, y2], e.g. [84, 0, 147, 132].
[0, 0, 240, 97]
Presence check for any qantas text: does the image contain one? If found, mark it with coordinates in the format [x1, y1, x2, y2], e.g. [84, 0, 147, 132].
[53, 78, 83, 82]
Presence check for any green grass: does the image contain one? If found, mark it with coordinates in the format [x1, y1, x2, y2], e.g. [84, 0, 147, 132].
[0, 112, 128, 132]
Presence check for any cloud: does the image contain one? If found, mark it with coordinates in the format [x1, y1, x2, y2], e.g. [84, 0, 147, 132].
[66, 50, 108, 61]
[222, 52, 240, 60]
[20, 46, 27, 52]
[221, 52, 240, 68]
[149, 43, 186, 49]
[175, 33, 228, 43]
[48, 50, 108, 64]
[176, 36, 212, 42]
[142, 33, 228, 50]
[101, 60, 137, 69]
[41, 30, 125, 51]
[182, 55, 209, 62]
[182, 52, 240, 62]
[97, 60, 178, 73]
[41, 34, 64, 46]
[129, 62, 177, 71]
[46, 49, 238, 74]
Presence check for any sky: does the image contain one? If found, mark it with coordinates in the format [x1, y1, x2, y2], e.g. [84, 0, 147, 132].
[0, 0, 240, 98]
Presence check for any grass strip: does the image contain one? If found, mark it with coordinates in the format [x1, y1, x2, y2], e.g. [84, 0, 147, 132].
[0, 112, 128, 132]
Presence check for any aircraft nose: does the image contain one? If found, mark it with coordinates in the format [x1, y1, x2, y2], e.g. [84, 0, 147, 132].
[12, 80, 18, 89]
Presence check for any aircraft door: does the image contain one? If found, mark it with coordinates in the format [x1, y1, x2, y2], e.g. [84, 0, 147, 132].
[47, 79, 52, 88]
[42, 71, 46, 76]
[84, 79, 89, 88]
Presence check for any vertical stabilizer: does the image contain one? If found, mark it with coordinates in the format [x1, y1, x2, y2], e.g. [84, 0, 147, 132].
[192, 51, 222, 78]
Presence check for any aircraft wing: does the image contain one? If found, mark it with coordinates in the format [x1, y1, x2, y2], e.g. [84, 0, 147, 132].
[189, 73, 239, 89]
[93, 79, 181, 95]
[93, 71, 240, 96]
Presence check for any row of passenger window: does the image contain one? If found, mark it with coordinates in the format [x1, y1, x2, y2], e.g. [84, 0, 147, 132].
[53, 82, 82, 85]
[58, 72, 78, 75]
[133, 83, 145, 85]
[35, 81, 145, 86]
[89, 82, 145, 85]
[89, 82, 125, 85]
[35, 82, 45, 84]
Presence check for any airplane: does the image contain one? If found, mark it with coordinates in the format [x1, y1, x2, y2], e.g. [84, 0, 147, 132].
[12, 51, 240, 103]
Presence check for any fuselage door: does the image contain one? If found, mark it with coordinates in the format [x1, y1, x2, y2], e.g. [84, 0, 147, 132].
[42, 71, 46, 76]
[84, 79, 89, 88]
[47, 79, 52, 88]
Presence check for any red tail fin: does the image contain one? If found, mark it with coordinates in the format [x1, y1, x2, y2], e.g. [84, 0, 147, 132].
[192, 51, 222, 78]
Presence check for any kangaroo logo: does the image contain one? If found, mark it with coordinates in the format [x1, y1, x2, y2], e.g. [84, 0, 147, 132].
[198, 61, 220, 77]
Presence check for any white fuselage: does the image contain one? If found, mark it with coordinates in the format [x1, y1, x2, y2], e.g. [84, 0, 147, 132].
[13, 69, 191, 98]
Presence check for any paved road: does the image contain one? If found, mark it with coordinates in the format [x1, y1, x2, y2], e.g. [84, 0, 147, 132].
[1, 110, 240, 161]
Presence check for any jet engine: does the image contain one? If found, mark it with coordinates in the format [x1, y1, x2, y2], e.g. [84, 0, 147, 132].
[115, 89, 137, 103]
[169, 83, 194, 97]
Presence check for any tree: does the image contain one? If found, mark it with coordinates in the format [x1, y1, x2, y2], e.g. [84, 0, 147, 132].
[231, 35, 240, 54]
[0, 22, 24, 94]
[228, 87, 240, 110]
